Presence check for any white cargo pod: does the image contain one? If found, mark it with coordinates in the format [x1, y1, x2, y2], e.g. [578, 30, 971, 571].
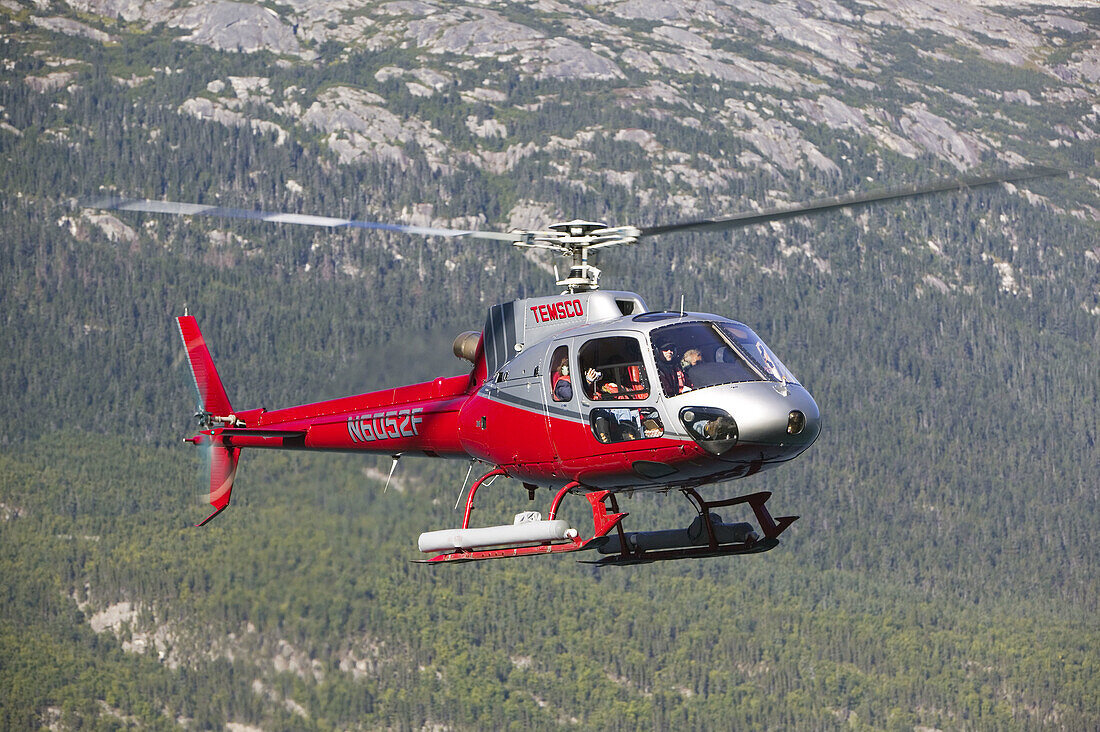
[418, 520, 576, 553]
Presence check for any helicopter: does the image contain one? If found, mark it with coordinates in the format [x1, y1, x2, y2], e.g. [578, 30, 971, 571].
[90, 165, 1060, 565]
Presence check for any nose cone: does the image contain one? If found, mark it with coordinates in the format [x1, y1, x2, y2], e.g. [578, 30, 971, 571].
[732, 382, 820, 449]
[677, 382, 820, 462]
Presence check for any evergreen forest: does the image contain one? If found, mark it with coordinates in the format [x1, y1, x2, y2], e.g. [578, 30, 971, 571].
[1, 1, 1098, 729]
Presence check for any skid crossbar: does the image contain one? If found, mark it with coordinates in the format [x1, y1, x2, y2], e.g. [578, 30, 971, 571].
[684, 489, 799, 543]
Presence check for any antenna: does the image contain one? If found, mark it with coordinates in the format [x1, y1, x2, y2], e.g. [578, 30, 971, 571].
[384, 454, 401, 493]
[680, 295, 685, 317]
[455, 461, 476, 510]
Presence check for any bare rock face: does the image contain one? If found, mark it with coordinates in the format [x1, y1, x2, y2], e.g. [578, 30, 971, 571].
[25, 70, 79, 92]
[864, 0, 1045, 67]
[63, 0, 302, 54]
[407, 8, 543, 55]
[644, 31, 818, 92]
[36, 0, 1100, 219]
[179, 97, 288, 144]
[301, 86, 450, 169]
[611, 0, 734, 24]
[406, 8, 623, 80]
[532, 38, 624, 81]
[737, 0, 870, 70]
[31, 15, 115, 42]
[62, 0, 176, 24]
[898, 103, 984, 171]
[721, 99, 840, 174]
[172, 2, 301, 55]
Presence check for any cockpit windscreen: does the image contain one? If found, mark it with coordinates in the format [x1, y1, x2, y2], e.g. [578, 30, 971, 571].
[651, 322, 759, 396]
[716, 322, 798, 384]
[651, 321, 798, 397]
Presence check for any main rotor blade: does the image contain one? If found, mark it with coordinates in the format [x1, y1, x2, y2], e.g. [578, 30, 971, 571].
[84, 197, 518, 242]
[637, 165, 1064, 239]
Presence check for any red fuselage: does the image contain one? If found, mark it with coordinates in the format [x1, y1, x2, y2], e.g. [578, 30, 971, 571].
[214, 369, 819, 494]
[186, 290, 820, 502]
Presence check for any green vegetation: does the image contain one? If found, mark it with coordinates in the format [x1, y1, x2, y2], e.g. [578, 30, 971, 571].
[3, 439, 1098, 730]
[1, 4, 1098, 729]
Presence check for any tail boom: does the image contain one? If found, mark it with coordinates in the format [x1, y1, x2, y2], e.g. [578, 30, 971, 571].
[177, 315, 477, 526]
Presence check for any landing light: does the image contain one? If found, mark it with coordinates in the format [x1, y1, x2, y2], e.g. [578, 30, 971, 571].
[787, 410, 806, 435]
[680, 407, 738, 456]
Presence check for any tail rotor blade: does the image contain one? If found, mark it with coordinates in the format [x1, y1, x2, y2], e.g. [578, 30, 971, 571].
[190, 433, 239, 527]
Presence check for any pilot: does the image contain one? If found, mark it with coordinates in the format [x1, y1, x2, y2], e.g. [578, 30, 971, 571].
[657, 342, 691, 395]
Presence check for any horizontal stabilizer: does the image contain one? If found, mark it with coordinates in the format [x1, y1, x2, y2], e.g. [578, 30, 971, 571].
[217, 428, 306, 437]
[215, 428, 307, 449]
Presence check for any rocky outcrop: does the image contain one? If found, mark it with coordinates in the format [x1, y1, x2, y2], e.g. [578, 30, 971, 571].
[34, 0, 1100, 215]
[301, 86, 450, 169]
[172, 1, 302, 55]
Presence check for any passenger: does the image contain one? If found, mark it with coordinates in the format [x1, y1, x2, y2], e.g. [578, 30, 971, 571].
[551, 357, 572, 401]
[686, 353, 733, 386]
[591, 409, 613, 443]
[680, 348, 703, 388]
[586, 368, 628, 400]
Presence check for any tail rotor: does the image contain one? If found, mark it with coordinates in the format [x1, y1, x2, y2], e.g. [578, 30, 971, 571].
[177, 313, 241, 526]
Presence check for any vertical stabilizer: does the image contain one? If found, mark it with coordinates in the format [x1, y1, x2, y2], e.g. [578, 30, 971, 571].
[177, 315, 233, 418]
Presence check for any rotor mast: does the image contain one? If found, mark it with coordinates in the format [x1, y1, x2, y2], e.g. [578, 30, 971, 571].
[511, 220, 640, 293]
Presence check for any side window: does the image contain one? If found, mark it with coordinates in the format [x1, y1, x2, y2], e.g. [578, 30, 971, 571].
[577, 336, 651, 401]
[590, 407, 664, 444]
[548, 345, 572, 402]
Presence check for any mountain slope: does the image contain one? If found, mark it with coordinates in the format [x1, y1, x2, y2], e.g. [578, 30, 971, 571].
[1, 0, 1098, 729]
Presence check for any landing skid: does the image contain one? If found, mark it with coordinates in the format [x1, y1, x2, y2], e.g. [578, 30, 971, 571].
[583, 490, 797, 566]
[581, 537, 780, 565]
[415, 469, 796, 565]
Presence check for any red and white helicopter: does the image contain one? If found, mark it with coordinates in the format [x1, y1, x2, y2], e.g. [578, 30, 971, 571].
[92, 166, 1057, 564]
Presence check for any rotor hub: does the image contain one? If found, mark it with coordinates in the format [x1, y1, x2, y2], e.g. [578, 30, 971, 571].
[511, 220, 640, 292]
